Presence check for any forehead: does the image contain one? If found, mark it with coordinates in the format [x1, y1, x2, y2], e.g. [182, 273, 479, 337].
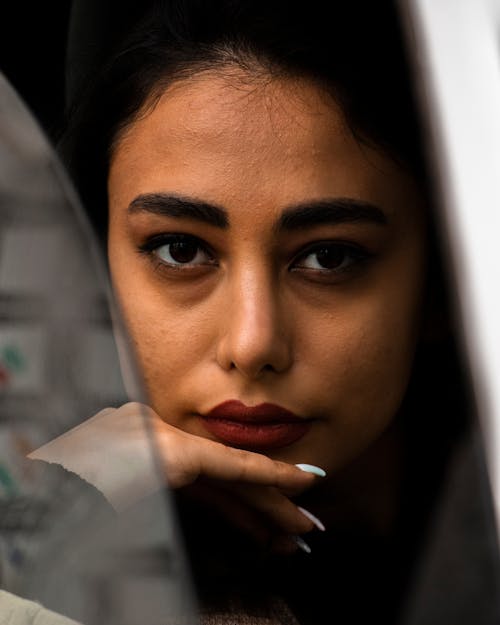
[120, 70, 348, 150]
[109, 70, 418, 222]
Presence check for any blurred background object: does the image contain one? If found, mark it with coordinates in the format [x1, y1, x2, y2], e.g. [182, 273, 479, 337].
[0, 68, 197, 624]
[399, 0, 500, 622]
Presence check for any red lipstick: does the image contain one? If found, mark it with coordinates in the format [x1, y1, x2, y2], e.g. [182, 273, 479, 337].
[201, 400, 311, 450]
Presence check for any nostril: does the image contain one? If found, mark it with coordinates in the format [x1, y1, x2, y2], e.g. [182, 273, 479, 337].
[216, 319, 293, 377]
[229, 360, 275, 375]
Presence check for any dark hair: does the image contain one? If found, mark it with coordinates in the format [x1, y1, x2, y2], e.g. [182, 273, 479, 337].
[60, 0, 427, 241]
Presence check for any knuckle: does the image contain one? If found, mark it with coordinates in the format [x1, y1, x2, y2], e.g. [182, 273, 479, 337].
[281, 508, 314, 534]
[122, 401, 143, 411]
[120, 401, 156, 420]
[227, 448, 253, 480]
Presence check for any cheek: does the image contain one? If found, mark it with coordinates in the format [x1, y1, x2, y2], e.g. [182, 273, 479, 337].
[300, 250, 425, 448]
[307, 306, 417, 414]
[117, 297, 201, 370]
[112, 279, 217, 410]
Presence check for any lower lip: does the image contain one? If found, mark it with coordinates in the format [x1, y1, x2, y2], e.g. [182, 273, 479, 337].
[201, 417, 311, 449]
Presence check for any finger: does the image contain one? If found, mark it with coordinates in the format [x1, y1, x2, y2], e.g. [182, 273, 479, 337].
[182, 481, 273, 546]
[181, 480, 317, 553]
[217, 482, 315, 536]
[179, 482, 312, 554]
[164, 432, 317, 494]
[268, 534, 302, 555]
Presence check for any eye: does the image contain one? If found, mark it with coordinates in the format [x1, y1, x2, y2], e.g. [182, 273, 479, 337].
[140, 234, 215, 268]
[291, 242, 370, 275]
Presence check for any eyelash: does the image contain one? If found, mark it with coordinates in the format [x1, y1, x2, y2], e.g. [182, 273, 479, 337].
[138, 233, 216, 269]
[138, 233, 373, 280]
[291, 240, 372, 279]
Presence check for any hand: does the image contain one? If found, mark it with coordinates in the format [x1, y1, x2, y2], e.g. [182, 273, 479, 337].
[29, 402, 325, 551]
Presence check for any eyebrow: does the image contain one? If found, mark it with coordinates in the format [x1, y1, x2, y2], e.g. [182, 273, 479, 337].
[128, 193, 387, 231]
[128, 193, 229, 228]
[277, 198, 387, 231]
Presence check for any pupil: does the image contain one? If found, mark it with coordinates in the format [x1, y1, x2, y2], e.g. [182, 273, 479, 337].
[169, 241, 198, 263]
[316, 247, 343, 269]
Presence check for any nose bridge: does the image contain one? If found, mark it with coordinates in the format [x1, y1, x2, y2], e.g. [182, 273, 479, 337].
[217, 262, 292, 377]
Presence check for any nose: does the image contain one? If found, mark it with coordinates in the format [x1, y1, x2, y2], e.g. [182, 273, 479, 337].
[215, 267, 293, 379]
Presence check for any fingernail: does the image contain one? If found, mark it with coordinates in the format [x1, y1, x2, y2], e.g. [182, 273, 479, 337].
[298, 506, 326, 531]
[295, 463, 326, 477]
[292, 535, 312, 554]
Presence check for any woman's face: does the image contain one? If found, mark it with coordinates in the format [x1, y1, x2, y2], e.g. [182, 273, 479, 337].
[108, 71, 427, 477]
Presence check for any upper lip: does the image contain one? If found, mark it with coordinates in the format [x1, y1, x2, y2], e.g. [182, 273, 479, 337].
[204, 400, 303, 423]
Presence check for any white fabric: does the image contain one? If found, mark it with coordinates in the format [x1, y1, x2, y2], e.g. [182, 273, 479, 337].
[0, 590, 80, 625]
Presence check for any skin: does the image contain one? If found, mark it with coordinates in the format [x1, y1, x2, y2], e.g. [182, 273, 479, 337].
[106, 69, 427, 541]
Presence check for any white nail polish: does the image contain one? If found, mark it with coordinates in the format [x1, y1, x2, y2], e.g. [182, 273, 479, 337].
[293, 535, 312, 554]
[295, 463, 327, 477]
[298, 506, 326, 531]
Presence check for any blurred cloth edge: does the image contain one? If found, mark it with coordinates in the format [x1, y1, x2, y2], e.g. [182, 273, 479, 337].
[0, 589, 80, 625]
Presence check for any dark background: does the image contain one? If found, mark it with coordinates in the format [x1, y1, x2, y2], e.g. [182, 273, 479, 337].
[0, 2, 73, 139]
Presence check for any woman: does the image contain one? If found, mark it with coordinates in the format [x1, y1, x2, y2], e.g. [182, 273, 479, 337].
[33, 1, 469, 623]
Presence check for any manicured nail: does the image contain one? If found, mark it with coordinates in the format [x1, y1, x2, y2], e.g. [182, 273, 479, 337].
[293, 535, 312, 554]
[298, 506, 326, 531]
[295, 463, 326, 477]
